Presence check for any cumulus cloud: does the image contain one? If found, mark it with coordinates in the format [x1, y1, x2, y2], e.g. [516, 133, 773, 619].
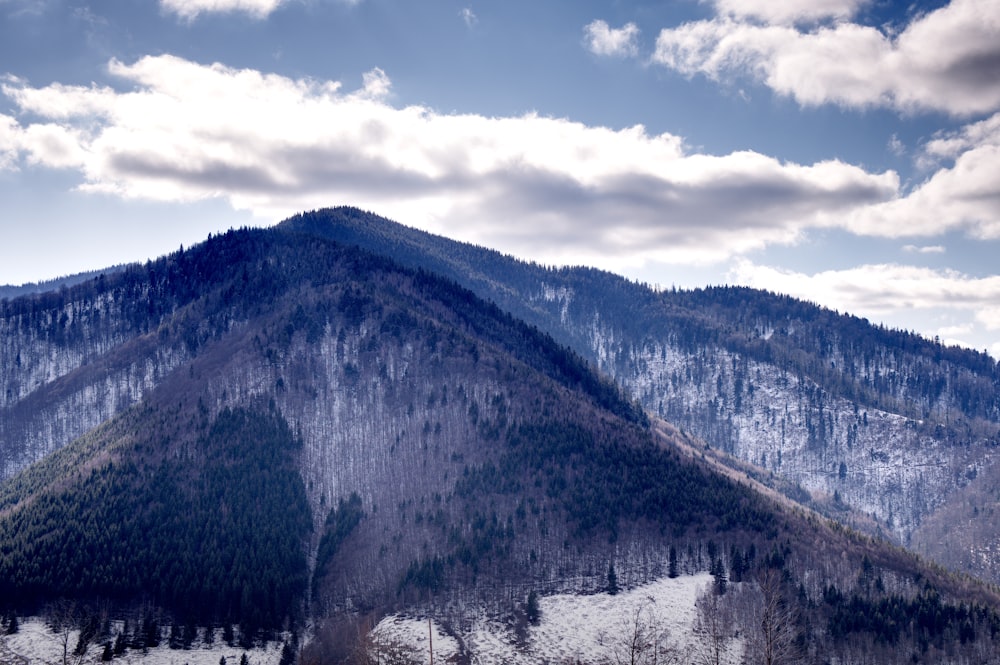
[358, 67, 391, 100]
[584, 20, 640, 58]
[0, 55, 902, 271]
[0, 113, 22, 169]
[924, 112, 1000, 160]
[977, 306, 1000, 332]
[160, 0, 285, 20]
[730, 259, 1000, 354]
[460, 8, 477, 28]
[731, 261, 1000, 316]
[652, 0, 1000, 116]
[711, 0, 868, 25]
[843, 112, 1000, 239]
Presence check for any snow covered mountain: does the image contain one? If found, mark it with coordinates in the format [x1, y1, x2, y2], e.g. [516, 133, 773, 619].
[1, 213, 999, 664]
[284, 207, 1000, 584]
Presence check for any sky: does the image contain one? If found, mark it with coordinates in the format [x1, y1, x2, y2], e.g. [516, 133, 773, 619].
[1, 0, 999, 358]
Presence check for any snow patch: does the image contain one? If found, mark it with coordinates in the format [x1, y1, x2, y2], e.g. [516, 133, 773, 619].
[0, 619, 285, 665]
[373, 572, 738, 664]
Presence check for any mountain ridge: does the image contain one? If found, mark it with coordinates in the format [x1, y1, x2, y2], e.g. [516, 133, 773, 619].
[0, 228, 767, 613]
[2, 213, 1000, 663]
[279, 207, 1000, 582]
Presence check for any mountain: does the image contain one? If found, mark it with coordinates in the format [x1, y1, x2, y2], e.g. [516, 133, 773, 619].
[281, 207, 1000, 584]
[1, 220, 999, 664]
[0, 265, 127, 300]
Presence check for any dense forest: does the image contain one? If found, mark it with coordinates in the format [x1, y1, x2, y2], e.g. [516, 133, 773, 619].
[0, 405, 311, 633]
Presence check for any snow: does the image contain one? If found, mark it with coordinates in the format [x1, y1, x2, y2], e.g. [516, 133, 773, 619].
[0, 536, 739, 665]
[373, 572, 741, 664]
[370, 617, 460, 664]
[619, 339, 992, 544]
[0, 619, 285, 665]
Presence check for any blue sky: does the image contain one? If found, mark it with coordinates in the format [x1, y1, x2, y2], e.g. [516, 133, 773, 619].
[2, 0, 1000, 357]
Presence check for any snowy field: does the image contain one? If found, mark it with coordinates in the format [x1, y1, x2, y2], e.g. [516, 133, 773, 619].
[0, 620, 284, 665]
[374, 571, 742, 664]
[2, 573, 739, 664]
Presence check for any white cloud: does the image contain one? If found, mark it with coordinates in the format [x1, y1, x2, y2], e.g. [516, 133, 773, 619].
[902, 244, 945, 254]
[19, 123, 88, 168]
[584, 20, 640, 58]
[652, 0, 1000, 116]
[2, 78, 118, 119]
[924, 112, 1000, 160]
[844, 112, 1000, 239]
[977, 306, 1000, 332]
[730, 260, 1000, 353]
[711, 0, 868, 25]
[0, 0, 50, 19]
[160, 0, 285, 20]
[460, 8, 477, 28]
[887, 133, 905, 157]
[730, 260, 1000, 317]
[0, 113, 22, 169]
[0, 55, 901, 272]
[358, 67, 391, 101]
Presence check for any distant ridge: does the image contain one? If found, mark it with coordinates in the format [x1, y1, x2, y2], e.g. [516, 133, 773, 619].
[0, 265, 127, 300]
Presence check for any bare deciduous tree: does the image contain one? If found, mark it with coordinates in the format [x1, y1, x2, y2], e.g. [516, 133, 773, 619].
[739, 569, 799, 665]
[46, 599, 80, 665]
[300, 614, 424, 665]
[364, 630, 423, 665]
[692, 585, 736, 665]
[607, 598, 685, 665]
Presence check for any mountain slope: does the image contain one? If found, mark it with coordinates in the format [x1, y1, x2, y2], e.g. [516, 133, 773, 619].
[0, 228, 763, 621]
[280, 207, 1000, 581]
[2, 220, 1000, 663]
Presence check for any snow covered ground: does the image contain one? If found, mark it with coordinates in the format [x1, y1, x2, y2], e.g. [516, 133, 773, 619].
[2, 574, 739, 664]
[374, 571, 742, 664]
[0, 619, 284, 665]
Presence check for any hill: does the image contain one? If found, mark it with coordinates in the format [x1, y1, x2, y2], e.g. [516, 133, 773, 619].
[0, 222, 998, 663]
[281, 207, 1000, 583]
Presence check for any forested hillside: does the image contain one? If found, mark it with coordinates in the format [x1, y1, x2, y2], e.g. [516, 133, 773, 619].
[0, 228, 770, 648]
[0, 405, 311, 634]
[2, 220, 1000, 663]
[282, 207, 1000, 583]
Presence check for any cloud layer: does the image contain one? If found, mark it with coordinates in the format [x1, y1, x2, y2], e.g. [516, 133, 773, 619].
[651, 0, 1000, 116]
[1, 54, 902, 270]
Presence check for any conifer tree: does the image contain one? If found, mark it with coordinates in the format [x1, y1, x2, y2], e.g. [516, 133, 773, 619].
[526, 590, 541, 625]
